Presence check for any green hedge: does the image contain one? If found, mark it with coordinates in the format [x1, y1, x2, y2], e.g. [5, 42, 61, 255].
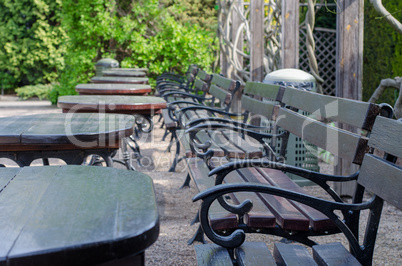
[363, 0, 402, 105]
[50, 0, 218, 103]
[0, 0, 66, 91]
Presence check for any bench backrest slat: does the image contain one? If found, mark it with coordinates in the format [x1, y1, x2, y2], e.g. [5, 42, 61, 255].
[276, 108, 367, 164]
[358, 117, 402, 209]
[359, 153, 401, 209]
[241, 95, 277, 120]
[243, 82, 282, 101]
[280, 88, 381, 130]
[208, 74, 240, 109]
[367, 116, 402, 158]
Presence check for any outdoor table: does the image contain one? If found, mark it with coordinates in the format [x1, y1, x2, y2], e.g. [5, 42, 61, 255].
[75, 83, 152, 95]
[0, 113, 134, 167]
[91, 76, 149, 84]
[102, 70, 147, 77]
[58, 95, 167, 115]
[58, 95, 167, 169]
[0, 165, 159, 266]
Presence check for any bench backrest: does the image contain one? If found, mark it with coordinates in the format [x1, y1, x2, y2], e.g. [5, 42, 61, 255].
[349, 116, 401, 264]
[358, 117, 402, 209]
[241, 81, 282, 121]
[192, 70, 213, 96]
[275, 87, 391, 165]
[208, 74, 241, 112]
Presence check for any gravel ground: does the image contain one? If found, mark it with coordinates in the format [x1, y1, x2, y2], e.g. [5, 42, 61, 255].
[0, 97, 400, 265]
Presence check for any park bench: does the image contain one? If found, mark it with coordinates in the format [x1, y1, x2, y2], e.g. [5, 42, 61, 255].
[192, 116, 401, 266]
[162, 73, 241, 172]
[181, 81, 393, 245]
[156, 64, 199, 95]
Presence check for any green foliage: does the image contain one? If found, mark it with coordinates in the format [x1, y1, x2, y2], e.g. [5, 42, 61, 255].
[0, 0, 66, 91]
[363, 0, 402, 105]
[15, 83, 53, 100]
[51, 0, 218, 103]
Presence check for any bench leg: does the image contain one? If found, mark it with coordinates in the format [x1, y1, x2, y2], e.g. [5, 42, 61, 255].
[168, 130, 181, 172]
[161, 127, 169, 141]
[180, 173, 191, 188]
[188, 225, 207, 245]
[190, 212, 199, 225]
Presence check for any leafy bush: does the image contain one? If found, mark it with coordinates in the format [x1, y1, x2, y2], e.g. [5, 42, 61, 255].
[15, 84, 53, 100]
[363, 0, 402, 105]
[0, 0, 66, 91]
[50, 0, 218, 103]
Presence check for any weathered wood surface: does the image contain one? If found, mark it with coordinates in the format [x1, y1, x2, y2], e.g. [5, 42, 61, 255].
[0, 165, 159, 266]
[312, 242, 361, 266]
[58, 95, 167, 115]
[102, 70, 147, 77]
[235, 242, 276, 266]
[250, 0, 264, 82]
[273, 243, 318, 266]
[281, 0, 299, 68]
[91, 76, 149, 84]
[75, 83, 152, 95]
[0, 113, 134, 148]
[194, 243, 233, 266]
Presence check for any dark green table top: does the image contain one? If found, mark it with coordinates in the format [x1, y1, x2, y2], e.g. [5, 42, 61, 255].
[110, 67, 148, 72]
[58, 95, 167, 115]
[91, 76, 149, 84]
[75, 83, 152, 95]
[0, 113, 134, 149]
[0, 165, 159, 265]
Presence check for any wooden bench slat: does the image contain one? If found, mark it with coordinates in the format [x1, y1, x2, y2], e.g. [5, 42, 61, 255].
[224, 171, 276, 229]
[281, 87, 380, 130]
[195, 243, 233, 266]
[187, 158, 238, 230]
[277, 108, 366, 164]
[312, 242, 361, 266]
[221, 130, 263, 159]
[256, 168, 336, 231]
[208, 131, 246, 159]
[235, 242, 276, 266]
[241, 95, 277, 120]
[368, 116, 402, 158]
[244, 82, 281, 100]
[238, 168, 310, 231]
[358, 154, 402, 209]
[273, 243, 318, 266]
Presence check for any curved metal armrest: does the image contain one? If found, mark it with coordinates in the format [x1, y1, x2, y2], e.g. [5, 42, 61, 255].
[187, 116, 265, 129]
[192, 182, 377, 252]
[163, 91, 207, 102]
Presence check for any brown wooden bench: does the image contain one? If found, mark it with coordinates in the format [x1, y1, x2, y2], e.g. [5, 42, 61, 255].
[162, 73, 241, 172]
[193, 116, 401, 266]
[182, 81, 393, 245]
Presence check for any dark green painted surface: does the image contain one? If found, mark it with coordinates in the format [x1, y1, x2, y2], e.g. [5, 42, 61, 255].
[0, 165, 159, 265]
[0, 113, 134, 145]
[58, 95, 166, 105]
[76, 83, 151, 90]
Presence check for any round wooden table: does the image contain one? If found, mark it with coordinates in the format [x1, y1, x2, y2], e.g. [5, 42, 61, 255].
[91, 76, 149, 84]
[58, 95, 167, 115]
[0, 165, 159, 266]
[0, 113, 134, 167]
[102, 70, 147, 77]
[75, 83, 152, 95]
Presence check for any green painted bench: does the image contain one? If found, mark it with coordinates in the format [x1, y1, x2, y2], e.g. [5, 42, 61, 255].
[162, 73, 241, 172]
[182, 82, 393, 246]
[193, 116, 401, 266]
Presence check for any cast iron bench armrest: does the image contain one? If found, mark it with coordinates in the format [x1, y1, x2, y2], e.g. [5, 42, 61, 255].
[163, 91, 208, 102]
[186, 116, 265, 129]
[192, 182, 378, 258]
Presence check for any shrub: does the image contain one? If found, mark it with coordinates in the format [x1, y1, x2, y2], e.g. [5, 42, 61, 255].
[0, 0, 66, 92]
[15, 83, 53, 100]
[50, 0, 218, 103]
